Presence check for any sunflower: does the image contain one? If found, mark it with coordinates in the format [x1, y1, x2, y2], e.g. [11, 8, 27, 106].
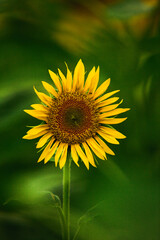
[23, 60, 129, 169]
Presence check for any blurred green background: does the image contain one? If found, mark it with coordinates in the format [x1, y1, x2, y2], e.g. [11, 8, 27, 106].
[0, 0, 160, 239]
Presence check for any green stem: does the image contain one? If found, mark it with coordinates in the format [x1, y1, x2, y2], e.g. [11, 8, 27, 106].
[73, 225, 80, 240]
[63, 155, 71, 240]
[56, 206, 67, 240]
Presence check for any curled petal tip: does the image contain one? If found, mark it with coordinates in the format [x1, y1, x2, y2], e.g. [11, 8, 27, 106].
[48, 69, 53, 76]
[64, 62, 68, 68]
[24, 109, 29, 113]
[93, 164, 97, 168]
[33, 86, 38, 93]
[59, 165, 63, 170]
[75, 162, 80, 167]
[23, 110, 30, 114]
[22, 135, 28, 139]
[121, 134, 126, 139]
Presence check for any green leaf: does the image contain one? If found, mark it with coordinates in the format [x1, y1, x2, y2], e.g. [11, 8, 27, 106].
[45, 191, 61, 208]
[73, 203, 102, 240]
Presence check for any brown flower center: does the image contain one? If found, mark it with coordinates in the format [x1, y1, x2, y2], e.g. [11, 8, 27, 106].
[48, 92, 100, 144]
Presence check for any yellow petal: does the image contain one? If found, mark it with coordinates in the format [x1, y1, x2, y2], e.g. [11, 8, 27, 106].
[100, 108, 130, 118]
[34, 87, 52, 107]
[42, 81, 58, 98]
[73, 59, 85, 90]
[86, 141, 105, 160]
[31, 104, 48, 112]
[71, 145, 79, 166]
[94, 136, 115, 155]
[65, 63, 72, 91]
[82, 142, 96, 167]
[44, 141, 59, 164]
[83, 66, 95, 92]
[23, 129, 48, 140]
[99, 100, 123, 113]
[100, 126, 126, 139]
[89, 66, 99, 93]
[97, 97, 119, 108]
[55, 143, 65, 167]
[58, 69, 67, 91]
[37, 138, 54, 163]
[99, 118, 127, 124]
[59, 144, 68, 169]
[27, 125, 48, 135]
[95, 90, 120, 104]
[74, 144, 89, 169]
[36, 132, 53, 148]
[97, 130, 119, 144]
[93, 78, 110, 99]
[24, 109, 47, 121]
[86, 138, 106, 158]
[48, 69, 62, 93]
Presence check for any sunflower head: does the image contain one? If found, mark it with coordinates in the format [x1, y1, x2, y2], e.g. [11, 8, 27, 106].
[23, 60, 130, 169]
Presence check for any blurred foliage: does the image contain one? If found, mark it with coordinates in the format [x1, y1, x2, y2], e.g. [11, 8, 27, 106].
[0, 0, 160, 239]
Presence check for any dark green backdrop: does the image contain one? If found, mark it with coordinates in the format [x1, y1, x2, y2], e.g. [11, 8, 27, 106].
[0, 0, 160, 239]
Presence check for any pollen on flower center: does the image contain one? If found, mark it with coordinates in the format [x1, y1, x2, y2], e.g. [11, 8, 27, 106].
[47, 92, 100, 144]
[62, 106, 88, 130]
